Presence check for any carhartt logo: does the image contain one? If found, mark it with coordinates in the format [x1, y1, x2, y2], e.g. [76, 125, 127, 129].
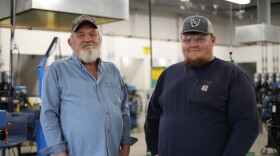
[190, 19, 200, 27]
[201, 85, 208, 91]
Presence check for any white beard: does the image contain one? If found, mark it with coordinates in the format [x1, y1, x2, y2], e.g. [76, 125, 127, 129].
[77, 47, 99, 63]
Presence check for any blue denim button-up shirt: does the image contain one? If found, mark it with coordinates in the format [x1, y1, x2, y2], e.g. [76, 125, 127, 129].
[40, 53, 131, 156]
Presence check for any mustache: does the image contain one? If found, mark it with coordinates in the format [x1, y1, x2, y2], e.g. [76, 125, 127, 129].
[83, 42, 96, 47]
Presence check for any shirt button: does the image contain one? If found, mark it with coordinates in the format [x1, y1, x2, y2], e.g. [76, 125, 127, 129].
[106, 112, 109, 115]
[107, 130, 110, 133]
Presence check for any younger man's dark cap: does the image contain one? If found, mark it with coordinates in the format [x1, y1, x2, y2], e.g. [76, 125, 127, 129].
[181, 15, 214, 35]
[71, 15, 98, 32]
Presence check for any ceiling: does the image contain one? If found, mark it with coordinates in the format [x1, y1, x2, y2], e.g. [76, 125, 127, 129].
[130, 0, 280, 20]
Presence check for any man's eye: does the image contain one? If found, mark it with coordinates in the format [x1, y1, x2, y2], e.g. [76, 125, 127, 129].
[196, 37, 204, 41]
[183, 37, 191, 43]
[90, 34, 97, 37]
[77, 34, 84, 38]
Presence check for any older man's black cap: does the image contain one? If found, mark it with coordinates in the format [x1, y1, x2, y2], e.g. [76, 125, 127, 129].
[71, 15, 98, 32]
[181, 15, 214, 35]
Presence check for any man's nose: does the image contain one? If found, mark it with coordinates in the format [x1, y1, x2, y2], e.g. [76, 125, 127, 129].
[189, 39, 198, 45]
[189, 41, 198, 47]
[84, 34, 92, 41]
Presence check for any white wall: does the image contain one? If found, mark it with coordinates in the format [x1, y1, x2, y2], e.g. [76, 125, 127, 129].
[0, 28, 73, 73]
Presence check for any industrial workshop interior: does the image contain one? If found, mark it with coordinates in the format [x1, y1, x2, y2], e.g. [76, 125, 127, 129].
[1, 0, 280, 155]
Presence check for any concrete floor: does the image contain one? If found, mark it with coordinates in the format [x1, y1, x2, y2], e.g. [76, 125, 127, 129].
[248, 125, 280, 156]
[130, 123, 280, 156]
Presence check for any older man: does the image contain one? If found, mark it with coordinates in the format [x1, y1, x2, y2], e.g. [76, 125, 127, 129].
[40, 15, 131, 156]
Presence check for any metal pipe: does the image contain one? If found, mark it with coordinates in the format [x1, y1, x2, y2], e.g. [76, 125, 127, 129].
[257, 0, 271, 24]
[8, 0, 16, 112]
[38, 37, 58, 97]
[275, 44, 279, 72]
[272, 43, 276, 72]
[274, 43, 279, 72]
[149, 0, 153, 88]
[229, 2, 233, 50]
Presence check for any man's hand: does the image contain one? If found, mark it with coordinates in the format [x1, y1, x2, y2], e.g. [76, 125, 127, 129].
[119, 145, 130, 156]
[54, 152, 67, 156]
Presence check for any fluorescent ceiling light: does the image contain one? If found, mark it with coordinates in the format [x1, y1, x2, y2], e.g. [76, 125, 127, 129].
[122, 56, 130, 65]
[225, 0, 250, 5]
[159, 58, 166, 66]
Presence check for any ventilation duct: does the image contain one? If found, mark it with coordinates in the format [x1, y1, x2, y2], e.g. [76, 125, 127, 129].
[235, 0, 280, 43]
[0, 0, 129, 31]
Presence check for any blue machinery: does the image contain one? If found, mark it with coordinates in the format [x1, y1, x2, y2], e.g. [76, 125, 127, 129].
[127, 85, 143, 129]
[260, 81, 280, 155]
[36, 37, 60, 156]
[0, 37, 60, 155]
[0, 110, 7, 141]
[1, 0, 58, 153]
[255, 73, 280, 155]
[38, 37, 60, 97]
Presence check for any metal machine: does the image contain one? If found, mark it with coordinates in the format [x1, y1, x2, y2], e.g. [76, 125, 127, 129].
[36, 37, 61, 156]
[255, 72, 280, 155]
[127, 85, 143, 130]
[0, 110, 7, 142]
[0, 37, 60, 155]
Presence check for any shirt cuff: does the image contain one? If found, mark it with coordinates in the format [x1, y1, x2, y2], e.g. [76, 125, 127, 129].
[121, 136, 138, 146]
[39, 141, 67, 155]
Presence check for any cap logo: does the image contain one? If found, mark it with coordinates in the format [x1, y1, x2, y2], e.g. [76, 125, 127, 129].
[190, 19, 200, 27]
[74, 16, 94, 24]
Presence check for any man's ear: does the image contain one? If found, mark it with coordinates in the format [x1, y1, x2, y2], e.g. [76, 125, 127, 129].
[98, 30, 102, 43]
[68, 38, 72, 47]
[211, 35, 216, 46]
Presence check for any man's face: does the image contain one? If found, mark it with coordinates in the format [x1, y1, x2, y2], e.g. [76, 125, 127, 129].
[181, 32, 216, 67]
[68, 23, 101, 63]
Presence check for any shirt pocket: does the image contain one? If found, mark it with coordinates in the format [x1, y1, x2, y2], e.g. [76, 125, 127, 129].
[192, 79, 216, 102]
[105, 81, 122, 107]
[190, 79, 227, 115]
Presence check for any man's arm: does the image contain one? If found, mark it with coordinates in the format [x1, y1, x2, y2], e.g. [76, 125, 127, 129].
[223, 73, 260, 156]
[118, 72, 132, 154]
[54, 152, 67, 156]
[144, 92, 160, 156]
[144, 71, 165, 156]
[119, 145, 130, 156]
[40, 66, 67, 154]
